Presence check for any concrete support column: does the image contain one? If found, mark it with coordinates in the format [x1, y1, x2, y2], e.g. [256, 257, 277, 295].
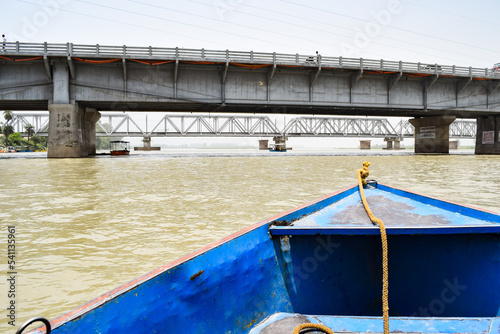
[134, 137, 160, 151]
[384, 137, 402, 150]
[84, 107, 101, 156]
[475, 116, 500, 154]
[409, 116, 456, 153]
[384, 138, 393, 149]
[142, 136, 152, 149]
[48, 103, 100, 158]
[53, 61, 70, 104]
[272, 136, 288, 151]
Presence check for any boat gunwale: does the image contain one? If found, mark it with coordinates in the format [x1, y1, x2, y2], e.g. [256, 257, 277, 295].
[270, 225, 500, 235]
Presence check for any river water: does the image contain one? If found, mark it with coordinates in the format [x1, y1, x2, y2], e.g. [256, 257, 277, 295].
[1, 149, 499, 330]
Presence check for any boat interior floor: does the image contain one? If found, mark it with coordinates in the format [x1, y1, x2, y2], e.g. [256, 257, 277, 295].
[248, 312, 500, 334]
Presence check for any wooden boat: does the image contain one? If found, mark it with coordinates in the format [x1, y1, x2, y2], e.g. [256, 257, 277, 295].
[20, 169, 500, 334]
[110, 141, 130, 156]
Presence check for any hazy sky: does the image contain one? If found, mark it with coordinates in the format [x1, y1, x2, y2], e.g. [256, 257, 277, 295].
[2, 0, 499, 69]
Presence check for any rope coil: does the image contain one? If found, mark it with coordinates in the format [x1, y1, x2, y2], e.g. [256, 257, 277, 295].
[293, 323, 335, 334]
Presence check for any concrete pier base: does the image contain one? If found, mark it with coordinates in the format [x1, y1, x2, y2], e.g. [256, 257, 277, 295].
[475, 116, 500, 154]
[134, 136, 161, 151]
[359, 140, 371, 149]
[272, 136, 288, 151]
[409, 116, 456, 154]
[47, 104, 101, 158]
[85, 108, 100, 155]
[449, 140, 458, 150]
[383, 137, 403, 150]
[259, 140, 269, 150]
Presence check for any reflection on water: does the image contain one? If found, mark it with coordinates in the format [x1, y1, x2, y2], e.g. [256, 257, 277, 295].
[1, 149, 499, 327]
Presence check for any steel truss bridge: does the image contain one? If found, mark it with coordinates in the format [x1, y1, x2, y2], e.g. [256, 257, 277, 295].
[5, 112, 477, 139]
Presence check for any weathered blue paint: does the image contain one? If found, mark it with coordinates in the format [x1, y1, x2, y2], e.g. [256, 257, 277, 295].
[271, 183, 500, 235]
[270, 183, 500, 321]
[249, 313, 500, 334]
[378, 183, 500, 223]
[47, 223, 293, 334]
[28, 183, 500, 334]
[272, 185, 358, 226]
[279, 233, 499, 317]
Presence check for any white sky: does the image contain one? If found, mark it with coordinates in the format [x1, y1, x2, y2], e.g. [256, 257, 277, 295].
[2, 0, 491, 148]
[2, 0, 499, 69]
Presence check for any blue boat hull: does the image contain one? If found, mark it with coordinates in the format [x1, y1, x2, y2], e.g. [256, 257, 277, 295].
[27, 183, 500, 334]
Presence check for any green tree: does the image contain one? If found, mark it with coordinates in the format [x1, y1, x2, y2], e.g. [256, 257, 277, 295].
[8, 132, 23, 146]
[2, 124, 14, 146]
[3, 110, 13, 122]
[31, 135, 47, 150]
[25, 123, 34, 142]
[2, 111, 14, 146]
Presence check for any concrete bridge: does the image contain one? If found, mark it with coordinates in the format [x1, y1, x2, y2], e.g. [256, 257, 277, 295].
[1, 42, 499, 156]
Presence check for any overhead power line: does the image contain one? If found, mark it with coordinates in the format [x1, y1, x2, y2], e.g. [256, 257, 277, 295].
[184, 0, 496, 64]
[280, 0, 499, 54]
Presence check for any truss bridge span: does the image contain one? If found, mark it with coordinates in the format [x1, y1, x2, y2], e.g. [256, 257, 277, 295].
[6, 112, 477, 139]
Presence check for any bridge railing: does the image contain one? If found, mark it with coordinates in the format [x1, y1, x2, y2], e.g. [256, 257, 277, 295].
[2, 42, 499, 78]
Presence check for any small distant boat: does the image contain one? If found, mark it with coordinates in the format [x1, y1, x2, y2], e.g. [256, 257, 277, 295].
[110, 141, 130, 156]
[18, 171, 500, 334]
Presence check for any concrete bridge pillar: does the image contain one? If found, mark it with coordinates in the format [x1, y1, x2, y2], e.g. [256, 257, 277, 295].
[258, 139, 269, 150]
[142, 136, 152, 149]
[47, 60, 102, 157]
[475, 116, 500, 154]
[84, 108, 100, 156]
[383, 137, 402, 150]
[272, 136, 288, 151]
[409, 116, 456, 153]
[47, 104, 101, 158]
[134, 136, 161, 151]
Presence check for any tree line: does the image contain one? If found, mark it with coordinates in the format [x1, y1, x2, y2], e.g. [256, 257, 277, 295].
[0, 111, 47, 150]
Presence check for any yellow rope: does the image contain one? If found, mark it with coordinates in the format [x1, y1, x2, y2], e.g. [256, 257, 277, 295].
[293, 323, 335, 334]
[357, 163, 389, 334]
[292, 164, 388, 334]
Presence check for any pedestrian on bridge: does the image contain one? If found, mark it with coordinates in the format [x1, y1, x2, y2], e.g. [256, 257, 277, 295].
[2, 34, 6, 51]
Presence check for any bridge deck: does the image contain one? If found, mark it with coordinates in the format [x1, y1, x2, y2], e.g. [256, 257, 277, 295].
[1, 42, 499, 118]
